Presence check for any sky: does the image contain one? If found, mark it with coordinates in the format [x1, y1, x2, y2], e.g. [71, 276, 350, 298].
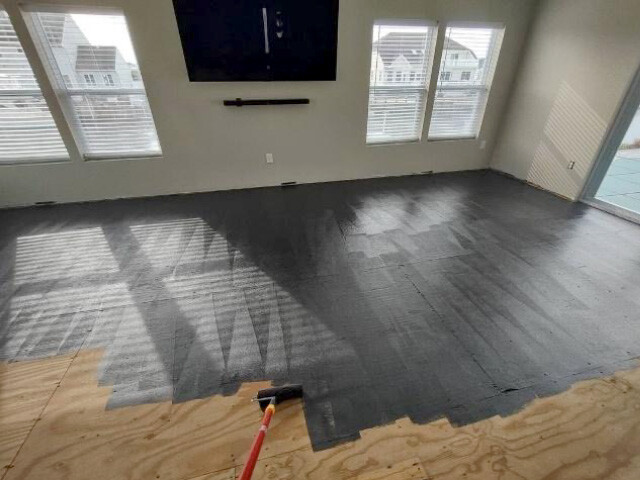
[72, 14, 137, 65]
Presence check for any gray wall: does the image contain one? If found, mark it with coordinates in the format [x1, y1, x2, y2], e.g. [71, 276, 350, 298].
[0, 0, 536, 207]
[491, 0, 640, 200]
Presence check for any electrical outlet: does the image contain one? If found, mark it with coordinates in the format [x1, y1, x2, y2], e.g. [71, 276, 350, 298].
[568, 161, 576, 170]
[266, 153, 274, 164]
[480, 140, 487, 150]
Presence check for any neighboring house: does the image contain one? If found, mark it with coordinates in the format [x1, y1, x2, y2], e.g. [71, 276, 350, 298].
[438, 40, 481, 83]
[0, 12, 140, 91]
[47, 15, 142, 89]
[43, 14, 149, 136]
[367, 31, 482, 140]
[370, 32, 480, 85]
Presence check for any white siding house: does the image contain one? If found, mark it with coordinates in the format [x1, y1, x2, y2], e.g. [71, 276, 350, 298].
[48, 15, 142, 89]
[372, 32, 480, 86]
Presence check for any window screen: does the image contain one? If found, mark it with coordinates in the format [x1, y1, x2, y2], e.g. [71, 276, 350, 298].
[366, 22, 437, 144]
[27, 10, 161, 159]
[428, 25, 504, 140]
[0, 8, 67, 163]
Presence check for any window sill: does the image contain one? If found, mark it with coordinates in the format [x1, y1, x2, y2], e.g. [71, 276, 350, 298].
[83, 153, 163, 162]
[367, 139, 421, 147]
[427, 136, 478, 143]
[0, 157, 71, 167]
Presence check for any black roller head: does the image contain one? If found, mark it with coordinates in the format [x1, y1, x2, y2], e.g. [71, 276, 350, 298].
[257, 384, 303, 411]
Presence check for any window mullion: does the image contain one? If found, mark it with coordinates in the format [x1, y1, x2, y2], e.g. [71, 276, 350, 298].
[422, 23, 446, 142]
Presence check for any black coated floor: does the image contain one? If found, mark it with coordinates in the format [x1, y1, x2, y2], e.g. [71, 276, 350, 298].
[1, 171, 640, 450]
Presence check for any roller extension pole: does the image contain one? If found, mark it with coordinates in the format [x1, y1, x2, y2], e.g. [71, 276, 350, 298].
[239, 399, 276, 480]
[239, 384, 303, 480]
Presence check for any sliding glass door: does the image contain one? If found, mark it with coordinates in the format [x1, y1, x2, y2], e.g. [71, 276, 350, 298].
[593, 106, 640, 214]
[583, 67, 640, 222]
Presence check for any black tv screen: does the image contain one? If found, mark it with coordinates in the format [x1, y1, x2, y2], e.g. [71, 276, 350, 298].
[172, 0, 339, 81]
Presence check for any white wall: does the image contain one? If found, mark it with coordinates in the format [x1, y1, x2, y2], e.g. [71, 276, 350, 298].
[0, 0, 536, 207]
[491, 0, 640, 200]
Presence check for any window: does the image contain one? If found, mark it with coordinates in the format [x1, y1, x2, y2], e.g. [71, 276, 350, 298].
[440, 71, 451, 81]
[26, 10, 161, 159]
[366, 21, 437, 144]
[0, 8, 67, 163]
[451, 53, 459, 61]
[429, 25, 504, 140]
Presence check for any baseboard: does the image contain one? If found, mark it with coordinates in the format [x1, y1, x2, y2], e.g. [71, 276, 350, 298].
[0, 168, 490, 211]
[487, 167, 576, 202]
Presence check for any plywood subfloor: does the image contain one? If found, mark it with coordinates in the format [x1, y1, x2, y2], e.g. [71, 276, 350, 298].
[2, 350, 640, 480]
[0, 354, 73, 469]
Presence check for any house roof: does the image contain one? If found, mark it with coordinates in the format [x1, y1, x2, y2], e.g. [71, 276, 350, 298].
[374, 32, 476, 67]
[75, 45, 117, 71]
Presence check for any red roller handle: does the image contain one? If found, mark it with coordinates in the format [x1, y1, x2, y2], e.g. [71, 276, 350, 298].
[239, 401, 275, 480]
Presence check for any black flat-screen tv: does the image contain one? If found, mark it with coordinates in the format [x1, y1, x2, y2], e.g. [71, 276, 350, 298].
[172, 0, 339, 82]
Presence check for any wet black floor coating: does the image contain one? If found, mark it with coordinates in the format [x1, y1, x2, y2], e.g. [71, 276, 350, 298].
[1, 171, 640, 450]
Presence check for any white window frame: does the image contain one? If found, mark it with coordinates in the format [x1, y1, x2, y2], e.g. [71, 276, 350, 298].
[366, 19, 438, 145]
[22, 4, 162, 161]
[428, 22, 505, 142]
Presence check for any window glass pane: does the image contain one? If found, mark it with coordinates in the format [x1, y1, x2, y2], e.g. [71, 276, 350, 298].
[0, 8, 68, 163]
[71, 93, 159, 156]
[428, 26, 504, 140]
[366, 22, 437, 144]
[594, 105, 640, 215]
[28, 11, 161, 158]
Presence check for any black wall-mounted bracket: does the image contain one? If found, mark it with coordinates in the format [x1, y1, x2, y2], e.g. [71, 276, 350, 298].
[223, 98, 310, 107]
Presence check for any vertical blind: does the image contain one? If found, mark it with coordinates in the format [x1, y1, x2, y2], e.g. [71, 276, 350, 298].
[0, 8, 67, 163]
[28, 11, 161, 159]
[428, 25, 504, 140]
[366, 22, 437, 144]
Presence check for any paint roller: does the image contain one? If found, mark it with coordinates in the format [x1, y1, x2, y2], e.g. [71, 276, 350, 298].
[238, 384, 304, 480]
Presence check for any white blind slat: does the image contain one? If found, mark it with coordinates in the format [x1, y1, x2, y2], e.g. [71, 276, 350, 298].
[29, 11, 161, 158]
[428, 26, 504, 140]
[366, 23, 437, 144]
[0, 9, 68, 163]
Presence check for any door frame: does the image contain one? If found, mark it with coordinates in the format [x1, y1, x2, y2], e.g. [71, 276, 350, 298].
[580, 63, 640, 223]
